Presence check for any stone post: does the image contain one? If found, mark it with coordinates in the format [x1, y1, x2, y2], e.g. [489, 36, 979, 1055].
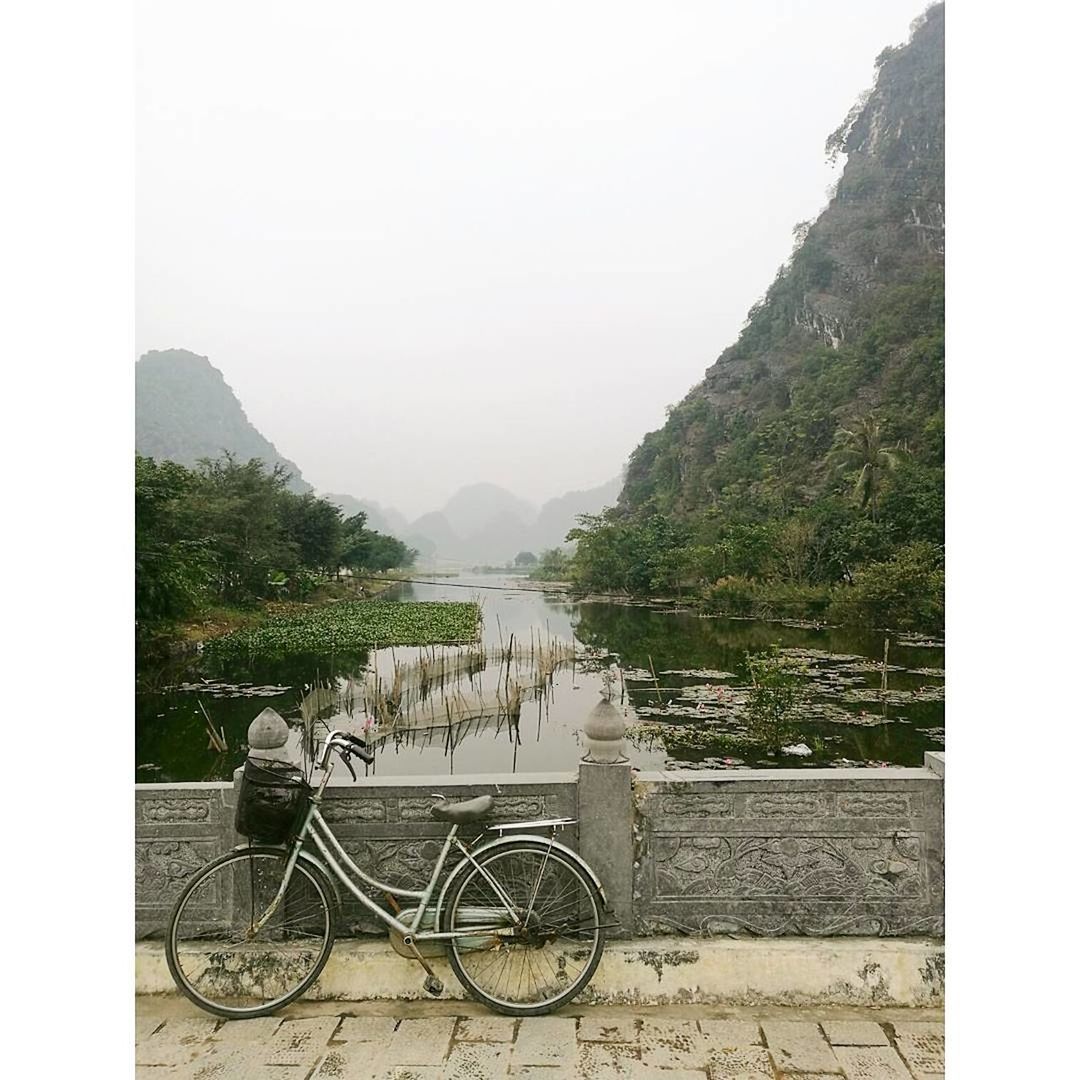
[230, 707, 292, 830]
[578, 682, 635, 936]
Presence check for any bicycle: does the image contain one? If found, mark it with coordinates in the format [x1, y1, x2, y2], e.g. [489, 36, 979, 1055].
[166, 729, 610, 1019]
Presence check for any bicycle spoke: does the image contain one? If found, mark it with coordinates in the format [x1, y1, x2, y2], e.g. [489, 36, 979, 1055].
[447, 844, 602, 1012]
[168, 850, 334, 1018]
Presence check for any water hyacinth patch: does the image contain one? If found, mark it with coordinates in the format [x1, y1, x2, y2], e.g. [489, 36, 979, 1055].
[204, 601, 481, 659]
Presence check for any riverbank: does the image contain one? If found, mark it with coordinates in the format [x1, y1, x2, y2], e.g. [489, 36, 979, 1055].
[138, 574, 403, 657]
[527, 576, 944, 638]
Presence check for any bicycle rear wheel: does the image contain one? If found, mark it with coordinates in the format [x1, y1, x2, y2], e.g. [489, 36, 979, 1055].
[443, 840, 605, 1015]
[166, 847, 337, 1019]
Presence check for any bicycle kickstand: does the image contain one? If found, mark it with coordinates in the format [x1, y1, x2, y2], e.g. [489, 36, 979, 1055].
[401, 935, 444, 997]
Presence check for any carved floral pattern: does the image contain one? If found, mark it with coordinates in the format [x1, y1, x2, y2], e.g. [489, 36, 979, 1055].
[651, 834, 923, 901]
[398, 795, 545, 822]
[837, 793, 912, 817]
[135, 840, 213, 900]
[140, 799, 212, 823]
[659, 795, 733, 818]
[745, 794, 827, 818]
[320, 800, 387, 824]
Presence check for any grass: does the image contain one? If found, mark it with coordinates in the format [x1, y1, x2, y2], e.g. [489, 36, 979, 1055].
[204, 600, 481, 659]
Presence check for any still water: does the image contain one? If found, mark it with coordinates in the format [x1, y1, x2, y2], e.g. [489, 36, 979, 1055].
[135, 573, 944, 782]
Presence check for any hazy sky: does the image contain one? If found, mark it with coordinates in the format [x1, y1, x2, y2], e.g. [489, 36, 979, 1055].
[136, 0, 925, 519]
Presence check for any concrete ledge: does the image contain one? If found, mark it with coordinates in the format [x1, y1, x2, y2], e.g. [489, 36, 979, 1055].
[137, 935, 943, 1008]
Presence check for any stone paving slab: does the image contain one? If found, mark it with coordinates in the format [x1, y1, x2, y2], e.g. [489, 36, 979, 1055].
[700, 1019, 764, 1048]
[136, 1016, 165, 1042]
[640, 1018, 709, 1069]
[134, 1005, 945, 1078]
[761, 1021, 842, 1074]
[208, 1016, 282, 1047]
[387, 1018, 456, 1067]
[263, 1017, 343, 1068]
[336, 1015, 401, 1044]
[455, 1015, 517, 1043]
[577, 1016, 639, 1043]
[136, 1018, 218, 1067]
[442, 1040, 512, 1079]
[891, 1022, 945, 1075]
[512, 1016, 577, 1067]
[833, 1046, 914, 1079]
[822, 1021, 891, 1047]
[576, 1040, 641, 1078]
[705, 1044, 774, 1078]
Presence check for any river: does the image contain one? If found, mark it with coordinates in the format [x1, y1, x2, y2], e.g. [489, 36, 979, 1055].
[135, 572, 944, 782]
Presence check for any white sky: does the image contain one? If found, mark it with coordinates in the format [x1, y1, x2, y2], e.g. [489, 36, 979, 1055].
[136, 0, 926, 519]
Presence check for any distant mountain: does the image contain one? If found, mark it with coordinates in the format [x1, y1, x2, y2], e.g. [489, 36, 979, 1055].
[356, 477, 624, 565]
[441, 483, 537, 539]
[136, 349, 311, 493]
[531, 477, 623, 552]
[409, 511, 460, 557]
[321, 493, 411, 537]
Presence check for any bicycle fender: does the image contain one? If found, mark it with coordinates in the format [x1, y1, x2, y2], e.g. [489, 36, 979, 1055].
[433, 833, 610, 929]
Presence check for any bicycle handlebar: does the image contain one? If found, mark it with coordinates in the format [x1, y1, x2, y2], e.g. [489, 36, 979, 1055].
[318, 729, 375, 771]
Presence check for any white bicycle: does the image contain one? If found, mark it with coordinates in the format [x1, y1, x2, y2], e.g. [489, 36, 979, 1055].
[166, 730, 609, 1018]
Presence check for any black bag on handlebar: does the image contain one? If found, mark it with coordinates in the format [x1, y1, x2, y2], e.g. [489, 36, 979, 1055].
[235, 758, 310, 843]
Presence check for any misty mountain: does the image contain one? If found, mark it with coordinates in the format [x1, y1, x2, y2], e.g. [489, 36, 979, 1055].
[530, 477, 623, 552]
[441, 483, 537, 538]
[619, 4, 944, 525]
[338, 477, 622, 565]
[136, 349, 312, 494]
[321, 493, 411, 537]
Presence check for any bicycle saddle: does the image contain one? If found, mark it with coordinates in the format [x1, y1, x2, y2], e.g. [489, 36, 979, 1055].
[430, 794, 495, 823]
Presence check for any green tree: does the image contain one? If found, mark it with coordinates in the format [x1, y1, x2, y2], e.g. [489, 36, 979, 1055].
[340, 513, 416, 573]
[514, 551, 538, 567]
[192, 454, 299, 602]
[531, 548, 570, 580]
[135, 456, 211, 628]
[280, 494, 343, 574]
[830, 416, 905, 522]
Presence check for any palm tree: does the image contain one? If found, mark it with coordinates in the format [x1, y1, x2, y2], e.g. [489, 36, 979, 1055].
[832, 416, 905, 522]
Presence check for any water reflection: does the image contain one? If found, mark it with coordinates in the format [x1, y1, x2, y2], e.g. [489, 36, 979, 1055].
[135, 572, 943, 781]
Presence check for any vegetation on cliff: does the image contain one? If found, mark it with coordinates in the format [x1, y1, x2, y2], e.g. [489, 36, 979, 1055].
[563, 5, 945, 633]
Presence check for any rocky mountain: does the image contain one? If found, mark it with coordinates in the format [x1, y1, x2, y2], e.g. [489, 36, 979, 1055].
[441, 483, 537, 539]
[619, 4, 944, 522]
[320, 493, 411, 537]
[530, 477, 623, 552]
[136, 349, 312, 494]
[322, 477, 622, 565]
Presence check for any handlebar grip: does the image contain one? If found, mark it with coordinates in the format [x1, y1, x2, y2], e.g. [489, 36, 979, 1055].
[344, 733, 376, 764]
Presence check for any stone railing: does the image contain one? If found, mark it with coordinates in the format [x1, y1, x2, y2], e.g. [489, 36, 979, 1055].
[135, 717, 943, 942]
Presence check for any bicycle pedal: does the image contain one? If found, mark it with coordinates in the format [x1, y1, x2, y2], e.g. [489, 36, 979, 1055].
[423, 975, 444, 997]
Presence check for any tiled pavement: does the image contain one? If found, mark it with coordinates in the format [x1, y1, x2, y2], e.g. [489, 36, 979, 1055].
[135, 1001, 944, 1079]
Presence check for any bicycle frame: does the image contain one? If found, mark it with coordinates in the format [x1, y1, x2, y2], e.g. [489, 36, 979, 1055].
[245, 754, 568, 945]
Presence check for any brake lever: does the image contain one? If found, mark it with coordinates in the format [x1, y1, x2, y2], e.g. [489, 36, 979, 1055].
[340, 749, 358, 783]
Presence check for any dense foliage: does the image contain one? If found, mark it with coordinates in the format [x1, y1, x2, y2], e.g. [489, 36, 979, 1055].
[135, 454, 416, 635]
[204, 601, 480, 659]
[562, 271, 945, 632]
[557, 9, 945, 634]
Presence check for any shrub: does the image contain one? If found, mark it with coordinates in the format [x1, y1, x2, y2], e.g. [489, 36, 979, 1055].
[744, 646, 808, 754]
[828, 541, 944, 632]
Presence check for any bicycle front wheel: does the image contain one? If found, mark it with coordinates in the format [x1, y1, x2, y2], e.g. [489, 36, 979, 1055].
[166, 847, 337, 1019]
[443, 840, 605, 1015]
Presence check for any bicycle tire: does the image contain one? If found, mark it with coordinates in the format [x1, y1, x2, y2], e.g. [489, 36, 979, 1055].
[165, 846, 337, 1019]
[442, 840, 605, 1016]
